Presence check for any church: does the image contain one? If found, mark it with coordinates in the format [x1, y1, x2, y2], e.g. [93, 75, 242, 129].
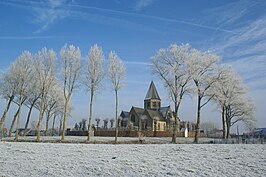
[120, 81, 178, 131]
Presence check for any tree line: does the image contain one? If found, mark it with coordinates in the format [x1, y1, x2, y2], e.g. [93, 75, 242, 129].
[151, 44, 256, 143]
[0, 43, 255, 143]
[0, 44, 125, 143]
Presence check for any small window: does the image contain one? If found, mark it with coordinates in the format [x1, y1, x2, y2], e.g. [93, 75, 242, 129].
[147, 102, 150, 108]
[152, 102, 156, 107]
[158, 123, 160, 130]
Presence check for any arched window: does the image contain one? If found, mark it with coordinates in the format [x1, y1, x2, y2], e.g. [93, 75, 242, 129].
[131, 115, 135, 123]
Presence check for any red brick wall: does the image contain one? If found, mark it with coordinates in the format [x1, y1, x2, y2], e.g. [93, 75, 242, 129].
[67, 130, 206, 137]
[94, 130, 205, 138]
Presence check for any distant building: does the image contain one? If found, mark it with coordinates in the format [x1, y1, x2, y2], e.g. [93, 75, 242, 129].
[244, 128, 266, 139]
[120, 81, 195, 132]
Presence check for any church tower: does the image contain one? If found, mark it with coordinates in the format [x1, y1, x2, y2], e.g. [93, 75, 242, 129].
[144, 81, 161, 110]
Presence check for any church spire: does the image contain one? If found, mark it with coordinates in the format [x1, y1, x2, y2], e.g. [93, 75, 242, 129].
[144, 81, 161, 110]
[145, 81, 161, 100]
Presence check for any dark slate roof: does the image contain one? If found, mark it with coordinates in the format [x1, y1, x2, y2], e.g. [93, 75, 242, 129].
[159, 106, 170, 118]
[145, 109, 165, 121]
[132, 106, 145, 117]
[145, 81, 161, 100]
[120, 111, 129, 118]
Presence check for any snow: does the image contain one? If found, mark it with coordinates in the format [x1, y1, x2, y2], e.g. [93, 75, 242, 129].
[0, 142, 265, 176]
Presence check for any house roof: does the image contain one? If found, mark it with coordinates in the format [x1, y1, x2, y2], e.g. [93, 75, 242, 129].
[159, 106, 170, 118]
[255, 128, 266, 134]
[145, 81, 161, 100]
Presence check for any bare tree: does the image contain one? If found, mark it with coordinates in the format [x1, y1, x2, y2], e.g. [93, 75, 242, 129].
[187, 49, 219, 143]
[108, 51, 126, 143]
[8, 98, 27, 137]
[7, 52, 33, 141]
[95, 118, 101, 130]
[44, 85, 64, 136]
[81, 119, 87, 131]
[34, 48, 57, 142]
[110, 119, 115, 129]
[0, 69, 17, 140]
[83, 44, 104, 142]
[60, 44, 81, 141]
[225, 94, 255, 138]
[151, 44, 192, 143]
[103, 118, 109, 129]
[23, 70, 41, 136]
[200, 122, 218, 137]
[211, 66, 255, 138]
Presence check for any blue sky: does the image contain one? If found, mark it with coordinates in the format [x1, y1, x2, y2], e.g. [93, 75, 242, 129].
[0, 0, 266, 131]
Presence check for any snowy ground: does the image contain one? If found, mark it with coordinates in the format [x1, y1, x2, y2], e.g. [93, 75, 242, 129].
[0, 142, 265, 177]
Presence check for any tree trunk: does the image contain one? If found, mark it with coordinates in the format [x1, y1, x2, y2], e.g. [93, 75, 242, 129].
[45, 112, 51, 136]
[88, 88, 94, 142]
[226, 118, 230, 139]
[171, 77, 178, 143]
[52, 115, 56, 136]
[59, 118, 63, 136]
[194, 95, 201, 143]
[0, 96, 14, 141]
[154, 121, 157, 137]
[225, 107, 230, 139]
[37, 107, 45, 142]
[15, 93, 23, 141]
[61, 98, 69, 141]
[9, 108, 20, 137]
[222, 106, 226, 139]
[23, 102, 35, 136]
[115, 90, 119, 143]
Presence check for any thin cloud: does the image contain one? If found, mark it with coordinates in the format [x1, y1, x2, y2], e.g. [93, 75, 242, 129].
[0, 36, 65, 40]
[211, 16, 266, 58]
[135, 0, 156, 11]
[124, 61, 152, 66]
[1, 0, 71, 34]
[32, 0, 71, 34]
[0, 0, 234, 34]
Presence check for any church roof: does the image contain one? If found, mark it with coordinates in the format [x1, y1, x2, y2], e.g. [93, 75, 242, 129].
[131, 106, 145, 117]
[145, 109, 165, 121]
[159, 106, 170, 118]
[145, 81, 161, 100]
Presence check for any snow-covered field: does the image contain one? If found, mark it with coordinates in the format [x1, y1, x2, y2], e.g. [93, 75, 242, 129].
[0, 142, 265, 177]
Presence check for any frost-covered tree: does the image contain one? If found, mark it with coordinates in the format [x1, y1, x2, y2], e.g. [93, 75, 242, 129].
[225, 95, 255, 138]
[7, 52, 33, 141]
[0, 72, 16, 140]
[34, 48, 57, 142]
[23, 68, 41, 136]
[8, 97, 27, 137]
[200, 122, 218, 137]
[103, 118, 109, 129]
[187, 49, 219, 143]
[60, 44, 81, 141]
[151, 44, 192, 143]
[83, 44, 104, 142]
[44, 85, 64, 135]
[110, 118, 115, 129]
[95, 118, 101, 130]
[211, 66, 256, 138]
[108, 51, 126, 143]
